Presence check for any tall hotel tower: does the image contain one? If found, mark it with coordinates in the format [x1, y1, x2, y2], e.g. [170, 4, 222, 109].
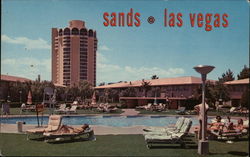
[52, 20, 97, 87]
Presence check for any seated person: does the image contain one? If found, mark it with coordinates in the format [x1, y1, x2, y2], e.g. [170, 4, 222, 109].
[234, 119, 244, 132]
[208, 116, 224, 132]
[225, 116, 231, 124]
[223, 119, 245, 133]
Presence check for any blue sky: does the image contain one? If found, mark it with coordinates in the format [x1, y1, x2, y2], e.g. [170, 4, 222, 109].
[1, 0, 249, 84]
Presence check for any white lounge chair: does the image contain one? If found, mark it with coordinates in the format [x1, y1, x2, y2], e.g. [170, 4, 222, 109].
[54, 104, 67, 114]
[144, 118, 192, 148]
[67, 105, 77, 114]
[143, 117, 185, 134]
[175, 107, 186, 115]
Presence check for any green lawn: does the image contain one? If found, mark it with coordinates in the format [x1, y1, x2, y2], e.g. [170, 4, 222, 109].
[0, 133, 248, 156]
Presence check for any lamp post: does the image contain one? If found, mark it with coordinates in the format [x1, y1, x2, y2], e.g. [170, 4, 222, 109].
[193, 65, 215, 155]
[19, 91, 22, 103]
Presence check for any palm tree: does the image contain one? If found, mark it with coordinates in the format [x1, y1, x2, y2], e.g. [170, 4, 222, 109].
[104, 88, 110, 103]
[141, 79, 151, 97]
[78, 80, 93, 100]
[151, 75, 159, 80]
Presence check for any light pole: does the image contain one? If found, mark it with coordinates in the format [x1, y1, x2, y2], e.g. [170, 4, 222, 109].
[19, 91, 22, 103]
[193, 65, 215, 155]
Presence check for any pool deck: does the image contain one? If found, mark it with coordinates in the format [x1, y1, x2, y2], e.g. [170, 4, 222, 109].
[121, 109, 140, 116]
[0, 123, 198, 135]
[0, 109, 247, 135]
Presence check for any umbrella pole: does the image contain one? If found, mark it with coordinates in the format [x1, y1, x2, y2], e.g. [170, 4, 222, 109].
[49, 103, 51, 115]
[41, 112, 43, 126]
[36, 104, 40, 127]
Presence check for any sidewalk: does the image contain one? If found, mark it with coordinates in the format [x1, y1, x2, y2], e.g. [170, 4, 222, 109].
[120, 109, 139, 116]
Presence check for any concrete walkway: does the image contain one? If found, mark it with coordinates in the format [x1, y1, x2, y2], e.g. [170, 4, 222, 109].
[0, 123, 198, 135]
[120, 109, 139, 116]
[0, 123, 145, 135]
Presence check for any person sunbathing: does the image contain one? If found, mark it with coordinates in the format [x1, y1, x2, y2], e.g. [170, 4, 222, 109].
[72, 124, 90, 133]
[57, 124, 89, 134]
[234, 119, 244, 132]
[223, 119, 245, 133]
[208, 116, 224, 132]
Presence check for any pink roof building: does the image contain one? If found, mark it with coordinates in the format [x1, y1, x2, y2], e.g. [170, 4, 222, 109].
[1, 74, 32, 82]
[224, 78, 249, 106]
[95, 76, 216, 109]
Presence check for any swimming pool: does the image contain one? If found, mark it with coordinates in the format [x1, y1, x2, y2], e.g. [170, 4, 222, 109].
[0, 115, 207, 127]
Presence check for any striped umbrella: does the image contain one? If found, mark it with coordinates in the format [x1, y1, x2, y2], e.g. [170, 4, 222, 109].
[91, 91, 96, 105]
[27, 90, 32, 105]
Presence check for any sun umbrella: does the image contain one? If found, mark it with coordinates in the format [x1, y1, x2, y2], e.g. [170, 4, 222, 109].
[27, 90, 32, 105]
[91, 91, 96, 105]
[153, 93, 157, 105]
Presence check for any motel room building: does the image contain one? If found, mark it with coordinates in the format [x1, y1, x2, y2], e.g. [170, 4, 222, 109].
[95, 76, 216, 109]
[0, 74, 32, 101]
[52, 20, 98, 87]
[224, 78, 249, 106]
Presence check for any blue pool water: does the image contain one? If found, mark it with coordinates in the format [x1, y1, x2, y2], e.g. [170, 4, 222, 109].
[0, 116, 207, 127]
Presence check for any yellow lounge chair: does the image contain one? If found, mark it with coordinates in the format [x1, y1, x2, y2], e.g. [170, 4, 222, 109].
[26, 115, 62, 140]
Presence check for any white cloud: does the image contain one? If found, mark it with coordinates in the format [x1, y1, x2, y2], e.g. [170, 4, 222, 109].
[99, 45, 111, 51]
[1, 53, 185, 84]
[2, 58, 16, 65]
[1, 34, 50, 50]
[123, 66, 185, 78]
[97, 62, 185, 83]
[1, 57, 51, 80]
[97, 52, 108, 63]
[96, 52, 185, 84]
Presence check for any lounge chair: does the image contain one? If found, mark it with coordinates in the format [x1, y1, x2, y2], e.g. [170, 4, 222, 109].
[97, 103, 105, 112]
[144, 118, 192, 148]
[97, 103, 118, 113]
[55, 105, 77, 114]
[143, 117, 185, 134]
[26, 115, 62, 140]
[106, 106, 118, 113]
[21, 104, 36, 112]
[136, 103, 153, 110]
[209, 128, 248, 140]
[54, 104, 67, 114]
[153, 103, 166, 112]
[145, 103, 152, 110]
[67, 105, 77, 114]
[207, 119, 249, 140]
[175, 107, 186, 115]
[43, 124, 95, 142]
[136, 105, 146, 109]
[228, 107, 237, 114]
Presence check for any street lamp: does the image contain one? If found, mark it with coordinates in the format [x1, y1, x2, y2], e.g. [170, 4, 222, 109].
[193, 65, 215, 155]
